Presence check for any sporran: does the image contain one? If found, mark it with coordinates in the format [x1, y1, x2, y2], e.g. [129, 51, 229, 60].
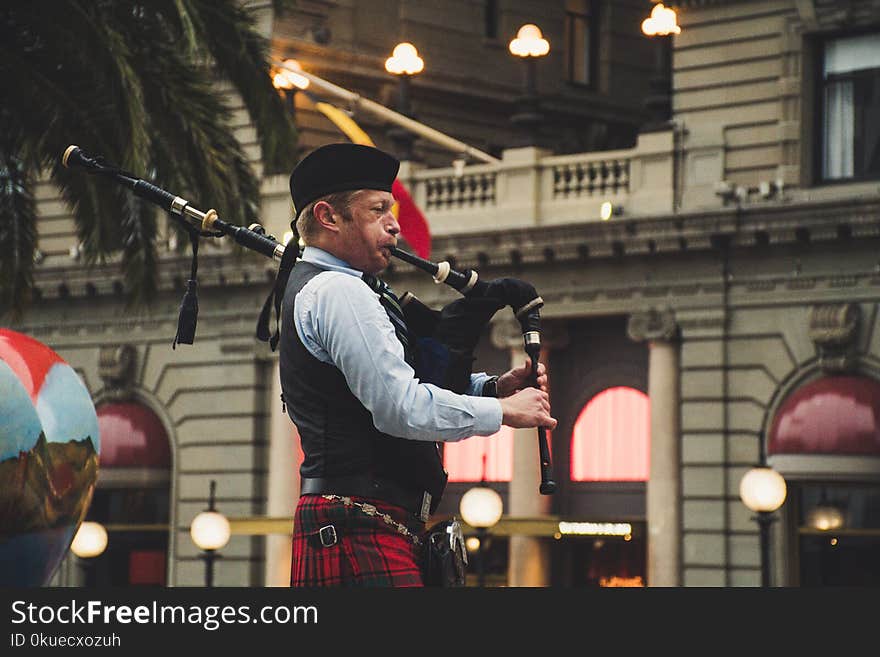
[421, 517, 467, 587]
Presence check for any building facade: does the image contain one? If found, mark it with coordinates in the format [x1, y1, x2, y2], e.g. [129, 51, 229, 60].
[13, 0, 880, 587]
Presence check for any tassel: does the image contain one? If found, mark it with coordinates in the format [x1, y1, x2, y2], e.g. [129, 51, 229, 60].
[256, 292, 274, 342]
[172, 224, 201, 349]
[172, 279, 198, 349]
[255, 238, 300, 351]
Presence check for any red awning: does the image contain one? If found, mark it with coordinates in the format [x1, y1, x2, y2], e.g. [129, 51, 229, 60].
[96, 402, 171, 468]
[769, 376, 880, 456]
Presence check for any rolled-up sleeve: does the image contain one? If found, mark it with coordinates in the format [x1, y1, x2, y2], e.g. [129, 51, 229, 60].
[295, 272, 502, 442]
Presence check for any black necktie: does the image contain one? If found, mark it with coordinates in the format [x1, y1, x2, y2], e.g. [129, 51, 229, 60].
[362, 273, 410, 354]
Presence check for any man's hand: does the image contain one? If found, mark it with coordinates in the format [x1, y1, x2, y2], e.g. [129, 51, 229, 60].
[498, 388, 557, 430]
[496, 359, 548, 398]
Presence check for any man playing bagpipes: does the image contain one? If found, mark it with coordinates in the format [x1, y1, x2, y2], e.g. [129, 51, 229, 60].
[279, 143, 556, 587]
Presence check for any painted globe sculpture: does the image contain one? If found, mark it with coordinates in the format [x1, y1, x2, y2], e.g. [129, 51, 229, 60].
[0, 329, 100, 586]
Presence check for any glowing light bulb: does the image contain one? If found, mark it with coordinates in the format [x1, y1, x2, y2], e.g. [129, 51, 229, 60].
[642, 3, 681, 37]
[509, 24, 550, 57]
[385, 42, 424, 75]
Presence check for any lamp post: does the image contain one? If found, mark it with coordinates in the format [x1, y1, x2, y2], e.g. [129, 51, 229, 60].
[508, 24, 550, 147]
[272, 58, 310, 120]
[739, 466, 787, 587]
[641, 3, 681, 129]
[459, 480, 503, 587]
[190, 480, 230, 587]
[70, 521, 108, 586]
[385, 42, 424, 161]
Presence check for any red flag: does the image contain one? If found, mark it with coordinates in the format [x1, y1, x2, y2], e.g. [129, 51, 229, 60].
[391, 179, 431, 259]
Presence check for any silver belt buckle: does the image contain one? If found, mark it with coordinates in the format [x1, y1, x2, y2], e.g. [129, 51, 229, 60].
[318, 524, 337, 547]
[419, 492, 432, 522]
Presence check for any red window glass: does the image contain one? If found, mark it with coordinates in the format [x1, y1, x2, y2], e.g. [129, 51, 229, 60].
[571, 386, 650, 481]
[129, 549, 166, 586]
[444, 426, 514, 482]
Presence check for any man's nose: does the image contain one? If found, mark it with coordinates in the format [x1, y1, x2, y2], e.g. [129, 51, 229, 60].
[386, 212, 400, 235]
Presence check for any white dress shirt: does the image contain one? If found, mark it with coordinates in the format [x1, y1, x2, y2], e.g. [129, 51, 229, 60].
[292, 246, 503, 442]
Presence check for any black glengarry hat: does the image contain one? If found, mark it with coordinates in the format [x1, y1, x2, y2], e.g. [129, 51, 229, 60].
[289, 143, 400, 217]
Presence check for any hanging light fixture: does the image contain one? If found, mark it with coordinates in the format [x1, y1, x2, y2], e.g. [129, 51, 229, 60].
[806, 505, 844, 531]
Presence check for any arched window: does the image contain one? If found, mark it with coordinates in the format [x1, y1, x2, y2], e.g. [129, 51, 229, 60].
[767, 375, 880, 586]
[571, 386, 650, 481]
[769, 375, 880, 456]
[444, 426, 514, 482]
[87, 401, 172, 586]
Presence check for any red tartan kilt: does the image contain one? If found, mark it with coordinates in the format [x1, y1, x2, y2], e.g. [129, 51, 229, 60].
[290, 494, 425, 587]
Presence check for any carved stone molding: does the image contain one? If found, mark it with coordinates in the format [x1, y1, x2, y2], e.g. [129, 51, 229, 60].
[811, 0, 880, 30]
[98, 343, 138, 400]
[31, 194, 880, 303]
[490, 317, 522, 350]
[627, 308, 678, 343]
[675, 308, 727, 337]
[808, 303, 861, 373]
[490, 317, 569, 351]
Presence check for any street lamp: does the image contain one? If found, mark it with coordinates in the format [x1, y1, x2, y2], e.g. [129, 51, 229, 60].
[641, 3, 681, 128]
[70, 521, 108, 586]
[739, 466, 787, 587]
[384, 42, 424, 161]
[508, 24, 550, 147]
[459, 484, 503, 587]
[71, 521, 108, 558]
[272, 58, 310, 119]
[190, 480, 230, 587]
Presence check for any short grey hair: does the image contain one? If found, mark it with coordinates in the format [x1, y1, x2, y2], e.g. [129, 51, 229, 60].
[294, 189, 363, 244]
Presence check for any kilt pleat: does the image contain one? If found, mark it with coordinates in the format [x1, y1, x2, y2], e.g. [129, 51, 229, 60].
[290, 494, 425, 587]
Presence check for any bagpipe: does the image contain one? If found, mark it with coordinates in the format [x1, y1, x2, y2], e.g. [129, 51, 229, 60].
[62, 145, 556, 495]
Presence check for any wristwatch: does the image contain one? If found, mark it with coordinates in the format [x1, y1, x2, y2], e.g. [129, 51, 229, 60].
[482, 376, 499, 398]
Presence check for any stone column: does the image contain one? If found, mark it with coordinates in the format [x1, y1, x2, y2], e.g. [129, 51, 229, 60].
[264, 358, 301, 586]
[492, 318, 566, 587]
[627, 308, 680, 587]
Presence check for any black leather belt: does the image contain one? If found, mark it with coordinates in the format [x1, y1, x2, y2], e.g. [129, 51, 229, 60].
[301, 475, 434, 522]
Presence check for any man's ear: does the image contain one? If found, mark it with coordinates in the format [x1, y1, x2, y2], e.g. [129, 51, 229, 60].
[313, 201, 338, 230]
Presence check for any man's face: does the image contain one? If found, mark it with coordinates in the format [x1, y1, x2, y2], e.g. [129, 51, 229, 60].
[334, 190, 399, 274]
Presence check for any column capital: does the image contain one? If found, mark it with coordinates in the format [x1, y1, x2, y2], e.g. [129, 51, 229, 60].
[490, 317, 522, 350]
[627, 308, 678, 343]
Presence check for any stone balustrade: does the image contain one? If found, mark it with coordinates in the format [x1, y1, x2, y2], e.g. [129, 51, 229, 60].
[399, 129, 675, 236]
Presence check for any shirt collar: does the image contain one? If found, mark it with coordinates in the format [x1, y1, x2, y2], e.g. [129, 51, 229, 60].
[301, 246, 363, 278]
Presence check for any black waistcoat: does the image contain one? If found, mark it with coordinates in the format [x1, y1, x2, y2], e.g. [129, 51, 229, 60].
[279, 261, 448, 500]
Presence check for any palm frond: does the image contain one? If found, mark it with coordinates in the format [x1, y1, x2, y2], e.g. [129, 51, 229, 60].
[0, 0, 301, 316]
[68, 3, 151, 174]
[188, 0, 299, 174]
[170, 0, 200, 56]
[48, 148, 129, 263]
[0, 149, 37, 320]
[133, 34, 257, 222]
[119, 191, 159, 308]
